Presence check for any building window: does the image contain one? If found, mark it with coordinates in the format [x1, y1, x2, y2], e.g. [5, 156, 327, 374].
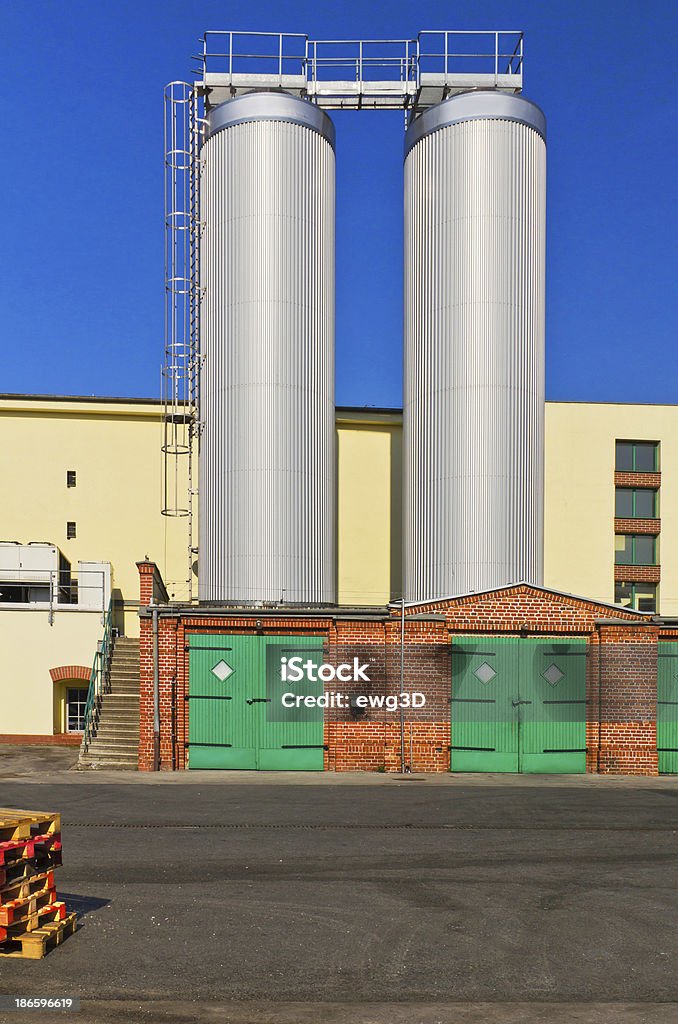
[615, 488, 658, 519]
[614, 534, 656, 565]
[615, 582, 658, 613]
[67, 470, 77, 487]
[66, 687, 89, 732]
[66, 521, 76, 540]
[615, 440, 659, 473]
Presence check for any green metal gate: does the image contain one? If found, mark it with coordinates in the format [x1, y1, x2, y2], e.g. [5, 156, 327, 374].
[450, 637, 588, 773]
[187, 634, 325, 770]
[658, 641, 678, 774]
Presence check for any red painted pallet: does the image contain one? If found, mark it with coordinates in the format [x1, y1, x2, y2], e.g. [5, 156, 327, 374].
[0, 833, 62, 867]
[0, 871, 55, 908]
[0, 859, 44, 887]
[0, 887, 57, 928]
[0, 900, 65, 942]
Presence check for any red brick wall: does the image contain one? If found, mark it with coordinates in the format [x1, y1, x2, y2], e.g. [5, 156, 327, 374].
[325, 722, 449, 772]
[0, 734, 82, 746]
[593, 624, 659, 776]
[402, 584, 647, 634]
[614, 566, 661, 583]
[614, 518, 660, 535]
[615, 471, 661, 488]
[136, 570, 663, 776]
[49, 665, 91, 683]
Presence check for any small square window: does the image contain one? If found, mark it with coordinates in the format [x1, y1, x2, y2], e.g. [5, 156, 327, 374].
[66, 521, 76, 540]
[67, 470, 76, 487]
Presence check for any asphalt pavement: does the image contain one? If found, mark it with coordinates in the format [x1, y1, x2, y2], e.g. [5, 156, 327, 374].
[0, 766, 677, 1023]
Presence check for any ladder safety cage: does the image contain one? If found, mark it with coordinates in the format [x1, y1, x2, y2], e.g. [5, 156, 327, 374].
[163, 81, 203, 600]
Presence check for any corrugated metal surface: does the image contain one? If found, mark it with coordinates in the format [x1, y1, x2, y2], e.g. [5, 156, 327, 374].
[451, 637, 586, 773]
[187, 634, 258, 769]
[403, 102, 546, 602]
[658, 642, 678, 774]
[199, 99, 336, 604]
[187, 633, 325, 770]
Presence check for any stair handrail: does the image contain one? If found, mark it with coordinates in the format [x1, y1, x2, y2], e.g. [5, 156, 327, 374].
[79, 598, 115, 756]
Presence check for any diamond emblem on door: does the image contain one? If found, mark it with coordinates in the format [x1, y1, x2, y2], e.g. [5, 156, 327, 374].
[211, 659, 234, 682]
[473, 662, 496, 685]
[543, 663, 564, 687]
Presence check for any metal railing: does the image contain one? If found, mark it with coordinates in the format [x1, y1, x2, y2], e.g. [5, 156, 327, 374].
[0, 566, 109, 624]
[79, 598, 115, 757]
[195, 29, 524, 102]
[162, 25, 524, 603]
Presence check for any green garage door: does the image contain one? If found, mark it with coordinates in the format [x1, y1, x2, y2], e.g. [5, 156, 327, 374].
[187, 634, 325, 770]
[450, 637, 588, 773]
[658, 642, 678, 774]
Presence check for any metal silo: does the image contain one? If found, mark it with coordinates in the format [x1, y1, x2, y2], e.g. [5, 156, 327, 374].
[403, 91, 546, 602]
[199, 93, 336, 604]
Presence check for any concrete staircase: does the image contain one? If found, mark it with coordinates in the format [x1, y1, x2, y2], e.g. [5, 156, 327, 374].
[79, 636, 140, 770]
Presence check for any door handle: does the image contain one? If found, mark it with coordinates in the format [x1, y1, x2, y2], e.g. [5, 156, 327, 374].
[512, 700, 532, 707]
[246, 698, 272, 705]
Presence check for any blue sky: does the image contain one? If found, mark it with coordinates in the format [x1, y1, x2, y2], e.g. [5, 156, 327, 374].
[1, 1, 676, 406]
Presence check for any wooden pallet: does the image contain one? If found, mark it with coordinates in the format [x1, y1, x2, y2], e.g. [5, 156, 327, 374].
[0, 858, 45, 887]
[0, 817, 31, 845]
[0, 911, 76, 960]
[0, 809, 61, 838]
[0, 833, 61, 867]
[0, 900, 65, 942]
[0, 870, 54, 906]
[36, 847, 63, 870]
[0, 885, 57, 926]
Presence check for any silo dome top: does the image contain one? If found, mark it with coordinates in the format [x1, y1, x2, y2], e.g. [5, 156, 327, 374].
[405, 91, 546, 157]
[206, 92, 336, 149]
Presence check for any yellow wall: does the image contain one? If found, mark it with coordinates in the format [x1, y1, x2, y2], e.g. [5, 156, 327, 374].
[0, 397, 190, 637]
[336, 411, 402, 605]
[0, 608, 103, 735]
[544, 402, 678, 616]
[2, 396, 678, 737]
[2, 397, 677, 617]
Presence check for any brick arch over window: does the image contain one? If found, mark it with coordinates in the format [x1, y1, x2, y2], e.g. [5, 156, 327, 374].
[49, 665, 90, 683]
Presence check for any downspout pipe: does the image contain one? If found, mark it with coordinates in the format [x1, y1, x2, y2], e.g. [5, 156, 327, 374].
[400, 598, 406, 773]
[152, 604, 160, 772]
[595, 623, 602, 774]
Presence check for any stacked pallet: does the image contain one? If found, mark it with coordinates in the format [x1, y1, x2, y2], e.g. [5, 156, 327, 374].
[0, 808, 76, 959]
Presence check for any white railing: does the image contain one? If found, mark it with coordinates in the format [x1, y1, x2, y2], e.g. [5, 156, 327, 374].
[0, 567, 110, 624]
[196, 29, 524, 105]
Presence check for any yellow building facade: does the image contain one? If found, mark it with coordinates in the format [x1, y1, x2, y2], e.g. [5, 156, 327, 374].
[1, 393, 676, 736]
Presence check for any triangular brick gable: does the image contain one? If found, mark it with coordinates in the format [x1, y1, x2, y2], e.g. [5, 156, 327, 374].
[401, 583, 650, 633]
